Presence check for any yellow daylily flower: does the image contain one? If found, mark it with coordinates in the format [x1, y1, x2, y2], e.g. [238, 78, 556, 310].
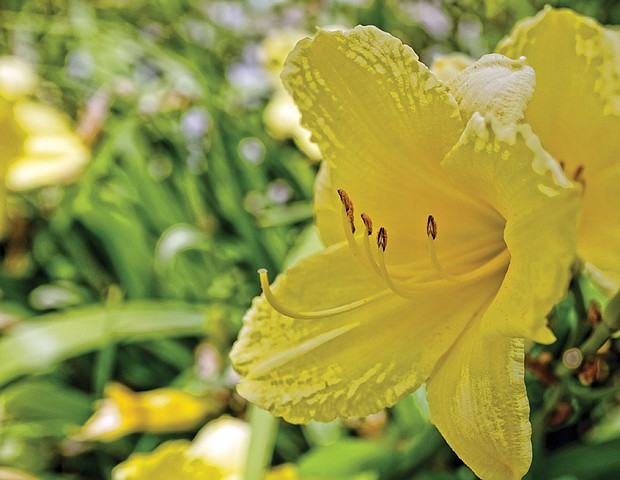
[231, 26, 582, 479]
[112, 416, 297, 480]
[112, 440, 222, 480]
[497, 7, 620, 287]
[0, 56, 89, 236]
[262, 30, 322, 161]
[430, 52, 475, 82]
[75, 383, 215, 442]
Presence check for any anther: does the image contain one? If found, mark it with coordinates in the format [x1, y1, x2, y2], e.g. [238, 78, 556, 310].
[258, 268, 387, 319]
[426, 215, 437, 240]
[573, 165, 584, 182]
[377, 227, 387, 252]
[338, 189, 355, 234]
[375, 227, 427, 299]
[361, 213, 373, 235]
[339, 189, 365, 263]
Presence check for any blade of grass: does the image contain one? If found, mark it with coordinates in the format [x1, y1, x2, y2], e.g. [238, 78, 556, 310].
[0, 301, 213, 386]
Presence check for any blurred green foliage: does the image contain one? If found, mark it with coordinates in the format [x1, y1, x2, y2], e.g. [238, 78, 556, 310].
[1, 0, 620, 479]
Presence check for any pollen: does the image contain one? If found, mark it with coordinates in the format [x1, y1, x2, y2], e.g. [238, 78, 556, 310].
[361, 213, 373, 235]
[338, 188, 355, 233]
[377, 227, 387, 251]
[426, 215, 437, 240]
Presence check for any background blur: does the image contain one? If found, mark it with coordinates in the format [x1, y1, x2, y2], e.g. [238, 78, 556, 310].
[1, 1, 619, 479]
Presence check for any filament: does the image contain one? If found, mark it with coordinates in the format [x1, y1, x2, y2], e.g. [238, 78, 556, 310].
[362, 230, 381, 275]
[360, 213, 381, 275]
[374, 227, 433, 299]
[258, 269, 388, 319]
[341, 202, 364, 261]
[427, 238, 510, 282]
[426, 216, 510, 283]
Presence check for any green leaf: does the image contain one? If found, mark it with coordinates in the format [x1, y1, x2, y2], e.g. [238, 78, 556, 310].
[298, 438, 396, 478]
[0, 301, 209, 386]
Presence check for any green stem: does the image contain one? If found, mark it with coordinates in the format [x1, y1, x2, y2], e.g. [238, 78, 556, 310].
[244, 405, 278, 480]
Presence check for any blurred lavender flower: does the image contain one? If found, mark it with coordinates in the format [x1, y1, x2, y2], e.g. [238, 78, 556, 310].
[181, 107, 211, 141]
[238, 137, 265, 165]
[267, 180, 292, 205]
[204, 1, 249, 31]
[400, 1, 451, 39]
[66, 50, 94, 80]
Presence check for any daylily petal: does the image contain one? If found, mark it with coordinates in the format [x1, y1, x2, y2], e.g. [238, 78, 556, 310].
[13, 101, 73, 135]
[0, 98, 26, 163]
[76, 383, 215, 442]
[112, 441, 222, 480]
[231, 241, 499, 423]
[0, 57, 38, 101]
[446, 53, 535, 125]
[497, 7, 620, 282]
[7, 135, 90, 190]
[496, 7, 620, 171]
[579, 163, 620, 280]
[427, 331, 531, 480]
[281, 26, 468, 252]
[442, 113, 581, 343]
[430, 52, 475, 82]
[187, 417, 250, 475]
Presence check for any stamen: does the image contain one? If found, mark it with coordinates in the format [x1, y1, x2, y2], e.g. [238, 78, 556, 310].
[360, 213, 373, 235]
[338, 189, 355, 234]
[339, 189, 364, 262]
[258, 268, 387, 319]
[572, 165, 586, 191]
[573, 165, 584, 182]
[377, 227, 387, 251]
[427, 215, 437, 240]
[427, 215, 510, 282]
[375, 227, 425, 300]
[361, 213, 380, 275]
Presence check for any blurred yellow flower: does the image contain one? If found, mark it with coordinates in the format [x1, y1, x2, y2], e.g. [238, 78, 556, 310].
[0, 57, 38, 101]
[232, 26, 582, 479]
[430, 52, 475, 82]
[112, 440, 222, 480]
[0, 467, 39, 480]
[497, 7, 620, 287]
[112, 416, 297, 480]
[0, 56, 89, 236]
[75, 383, 215, 442]
[262, 30, 322, 161]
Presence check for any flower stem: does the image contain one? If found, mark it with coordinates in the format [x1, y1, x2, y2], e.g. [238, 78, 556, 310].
[244, 405, 278, 480]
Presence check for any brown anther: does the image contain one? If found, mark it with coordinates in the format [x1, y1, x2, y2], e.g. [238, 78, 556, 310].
[360, 213, 373, 235]
[572, 165, 586, 192]
[377, 227, 387, 251]
[337, 189, 355, 233]
[426, 215, 437, 240]
[573, 165, 585, 182]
